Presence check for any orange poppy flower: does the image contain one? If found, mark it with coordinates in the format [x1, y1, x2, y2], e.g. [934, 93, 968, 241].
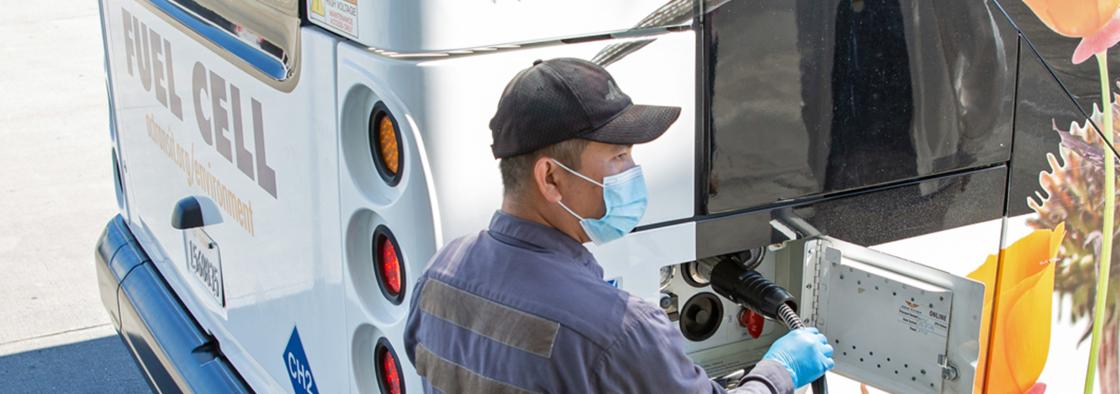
[1024, 0, 1120, 37]
[967, 224, 1065, 393]
[1023, 0, 1120, 63]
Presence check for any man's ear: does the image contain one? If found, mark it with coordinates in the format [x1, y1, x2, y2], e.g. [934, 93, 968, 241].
[533, 156, 563, 204]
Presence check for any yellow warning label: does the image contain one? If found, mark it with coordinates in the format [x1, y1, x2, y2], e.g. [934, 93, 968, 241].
[310, 0, 325, 16]
[308, 0, 358, 38]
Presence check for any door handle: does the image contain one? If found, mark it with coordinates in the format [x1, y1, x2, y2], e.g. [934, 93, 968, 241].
[171, 196, 223, 229]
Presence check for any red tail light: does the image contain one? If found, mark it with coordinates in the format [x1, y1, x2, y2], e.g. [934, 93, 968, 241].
[376, 339, 405, 394]
[373, 226, 406, 304]
[379, 238, 401, 294]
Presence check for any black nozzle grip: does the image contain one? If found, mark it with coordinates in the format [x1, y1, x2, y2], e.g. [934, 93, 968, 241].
[709, 260, 797, 321]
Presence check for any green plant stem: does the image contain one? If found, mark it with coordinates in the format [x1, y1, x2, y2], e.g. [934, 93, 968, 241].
[1086, 50, 1116, 394]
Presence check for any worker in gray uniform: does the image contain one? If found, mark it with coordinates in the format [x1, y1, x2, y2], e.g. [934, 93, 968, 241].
[403, 58, 834, 393]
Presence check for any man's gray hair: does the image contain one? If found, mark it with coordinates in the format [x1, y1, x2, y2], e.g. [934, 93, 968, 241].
[499, 138, 589, 197]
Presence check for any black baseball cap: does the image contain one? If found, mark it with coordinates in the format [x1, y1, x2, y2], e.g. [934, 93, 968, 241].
[489, 58, 682, 159]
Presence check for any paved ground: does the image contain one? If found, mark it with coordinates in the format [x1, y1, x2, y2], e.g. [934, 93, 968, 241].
[0, 0, 150, 392]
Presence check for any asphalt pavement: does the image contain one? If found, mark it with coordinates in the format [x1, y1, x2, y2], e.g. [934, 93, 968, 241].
[0, 0, 150, 392]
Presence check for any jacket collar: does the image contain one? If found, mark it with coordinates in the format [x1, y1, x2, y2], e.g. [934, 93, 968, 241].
[488, 210, 595, 263]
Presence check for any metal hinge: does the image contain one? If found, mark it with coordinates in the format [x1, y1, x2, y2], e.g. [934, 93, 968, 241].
[938, 354, 959, 381]
[803, 240, 828, 327]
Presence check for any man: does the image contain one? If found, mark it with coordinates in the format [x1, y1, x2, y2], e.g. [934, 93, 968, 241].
[404, 58, 834, 393]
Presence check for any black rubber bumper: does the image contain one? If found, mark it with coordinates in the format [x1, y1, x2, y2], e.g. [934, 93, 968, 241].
[96, 215, 250, 393]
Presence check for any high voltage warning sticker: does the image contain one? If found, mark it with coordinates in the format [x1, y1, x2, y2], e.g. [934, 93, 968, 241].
[309, 0, 358, 39]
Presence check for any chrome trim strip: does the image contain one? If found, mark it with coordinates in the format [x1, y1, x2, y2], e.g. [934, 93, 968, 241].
[366, 26, 683, 61]
[148, 0, 292, 80]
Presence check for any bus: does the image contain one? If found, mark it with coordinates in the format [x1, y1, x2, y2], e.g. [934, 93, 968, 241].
[94, 0, 1119, 392]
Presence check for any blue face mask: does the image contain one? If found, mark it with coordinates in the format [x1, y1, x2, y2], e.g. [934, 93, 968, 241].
[551, 159, 648, 245]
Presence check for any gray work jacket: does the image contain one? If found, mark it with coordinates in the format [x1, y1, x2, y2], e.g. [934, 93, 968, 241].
[403, 211, 793, 393]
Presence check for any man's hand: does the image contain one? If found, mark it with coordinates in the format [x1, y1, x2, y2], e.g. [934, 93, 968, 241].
[762, 328, 835, 388]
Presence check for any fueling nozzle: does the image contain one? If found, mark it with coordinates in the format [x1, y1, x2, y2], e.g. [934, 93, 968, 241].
[707, 261, 797, 322]
[694, 257, 828, 394]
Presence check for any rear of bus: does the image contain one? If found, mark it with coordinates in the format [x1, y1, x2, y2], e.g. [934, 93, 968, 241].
[95, 0, 703, 392]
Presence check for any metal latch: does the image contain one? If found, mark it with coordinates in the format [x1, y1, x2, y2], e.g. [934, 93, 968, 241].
[938, 354, 959, 381]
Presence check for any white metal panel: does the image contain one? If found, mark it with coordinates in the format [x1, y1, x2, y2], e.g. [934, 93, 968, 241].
[335, 39, 440, 394]
[102, 0, 349, 390]
[801, 237, 985, 394]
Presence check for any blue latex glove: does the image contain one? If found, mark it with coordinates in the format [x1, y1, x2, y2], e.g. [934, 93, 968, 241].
[762, 327, 835, 388]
